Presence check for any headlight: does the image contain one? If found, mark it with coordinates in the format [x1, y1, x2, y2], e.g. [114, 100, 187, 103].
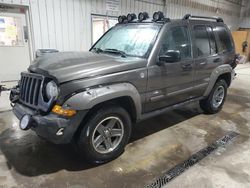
[46, 81, 58, 99]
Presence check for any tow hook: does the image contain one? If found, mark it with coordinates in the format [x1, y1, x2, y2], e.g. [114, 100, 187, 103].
[56, 128, 64, 136]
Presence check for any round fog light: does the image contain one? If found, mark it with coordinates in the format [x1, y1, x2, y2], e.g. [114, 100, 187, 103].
[20, 114, 32, 130]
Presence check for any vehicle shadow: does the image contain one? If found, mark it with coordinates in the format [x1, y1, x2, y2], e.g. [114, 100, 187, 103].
[0, 103, 202, 176]
[130, 104, 201, 142]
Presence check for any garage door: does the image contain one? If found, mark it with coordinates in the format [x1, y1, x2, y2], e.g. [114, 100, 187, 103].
[0, 10, 30, 82]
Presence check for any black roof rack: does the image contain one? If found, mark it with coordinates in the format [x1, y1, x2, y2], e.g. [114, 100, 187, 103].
[183, 14, 224, 23]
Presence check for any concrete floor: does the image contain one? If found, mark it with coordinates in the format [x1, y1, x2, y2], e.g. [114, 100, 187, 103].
[0, 64, 250, 188]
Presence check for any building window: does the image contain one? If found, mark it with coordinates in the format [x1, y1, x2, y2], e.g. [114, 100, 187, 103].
[0, 16, 24, 46]
[91, 15, 117, 45]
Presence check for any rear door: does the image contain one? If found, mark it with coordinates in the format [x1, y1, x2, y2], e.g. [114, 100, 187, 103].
[214, 25, 235, 68]
[191, 23, 221, 97]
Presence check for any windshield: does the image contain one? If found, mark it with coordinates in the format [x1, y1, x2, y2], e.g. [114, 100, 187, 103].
[91, 24, 161, 58]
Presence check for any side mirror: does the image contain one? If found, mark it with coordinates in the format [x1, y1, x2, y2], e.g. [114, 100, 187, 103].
[158, 50, 181, 64]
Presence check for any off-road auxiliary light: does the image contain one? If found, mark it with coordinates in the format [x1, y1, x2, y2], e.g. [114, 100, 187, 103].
[153, 11, 164, 22]
[118, 15, 127, 23]
[138, 12, 149, 22]
[127, 13, 137, 22]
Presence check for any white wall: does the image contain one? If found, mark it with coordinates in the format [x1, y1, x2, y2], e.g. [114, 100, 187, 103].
[0, 0, 243, 54]
[239, 0, 250, 28]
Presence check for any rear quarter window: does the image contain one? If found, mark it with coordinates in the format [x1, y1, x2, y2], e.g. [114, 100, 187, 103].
[215, 26, 233, 53]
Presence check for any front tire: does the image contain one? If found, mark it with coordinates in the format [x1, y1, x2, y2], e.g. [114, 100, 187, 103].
[200, 79, 227, 114]
[76, 105, 132, 164]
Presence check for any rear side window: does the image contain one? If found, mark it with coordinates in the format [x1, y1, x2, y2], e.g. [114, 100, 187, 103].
[215, 26, 233, 52]
[160, 26, 191, 60]
[194, 25, 210, 57]
[207, 26, 217, 54]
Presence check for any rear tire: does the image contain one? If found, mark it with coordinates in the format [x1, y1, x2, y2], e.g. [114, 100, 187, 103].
[200, 79, 227, 114]
[76, 105, 132, 164]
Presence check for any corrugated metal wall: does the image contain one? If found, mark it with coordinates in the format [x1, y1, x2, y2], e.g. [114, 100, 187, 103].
[165, 0, 241, 29]
[28, 0, 164, 52]
[0, 0, 243, 53]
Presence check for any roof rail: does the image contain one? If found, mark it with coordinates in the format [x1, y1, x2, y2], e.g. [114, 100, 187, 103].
[183, 14, 224, 23]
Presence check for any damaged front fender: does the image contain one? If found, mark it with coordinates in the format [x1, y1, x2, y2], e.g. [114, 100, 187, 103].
[63, 83, 142, 120]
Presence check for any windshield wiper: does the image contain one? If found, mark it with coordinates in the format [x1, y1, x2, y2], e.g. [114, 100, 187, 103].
[92, 47, 103, 54]
[103, 48, 127, 58]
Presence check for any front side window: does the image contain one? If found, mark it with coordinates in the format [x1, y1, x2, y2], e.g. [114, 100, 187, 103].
[91, 24, 161, 58]
[215, 26, 233, 52]
[159, 26, 191, 60]
[194, 25, 210, 57]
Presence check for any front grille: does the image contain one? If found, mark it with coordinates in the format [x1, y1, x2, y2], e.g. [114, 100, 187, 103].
[19, 72, 43, 109]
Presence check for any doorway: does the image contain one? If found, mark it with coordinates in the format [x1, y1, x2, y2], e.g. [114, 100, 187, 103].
[0, 5, 31, 82]
[91, 14, 118, 45]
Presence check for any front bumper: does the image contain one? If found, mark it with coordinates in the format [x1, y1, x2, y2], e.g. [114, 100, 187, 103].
[13, 103, 88, 144]
[232, 68, 236, 80]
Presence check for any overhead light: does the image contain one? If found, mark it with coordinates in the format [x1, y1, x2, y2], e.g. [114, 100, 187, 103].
[138, 12, 149, 22]
[153, 11, 164, 22]
[118, 15, 127, 23]
[127, 13, 137, 22]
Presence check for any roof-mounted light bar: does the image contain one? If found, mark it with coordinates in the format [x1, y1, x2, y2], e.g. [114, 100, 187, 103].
[138, 12, 149, 22]
[153, 11, 164, 22]
[127, 13, 137, 22]
[118, 15, 127, 23]
[117, 11, 170, 24]
[183, 14, 224, 23]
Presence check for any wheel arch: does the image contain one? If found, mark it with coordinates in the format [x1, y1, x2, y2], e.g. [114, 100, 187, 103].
[64, 83, 142, 121]
[203, 64, 233, 97]
[216, 72, 231, 87]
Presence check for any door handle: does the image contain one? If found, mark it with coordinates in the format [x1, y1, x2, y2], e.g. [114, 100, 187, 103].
[181, 63, 192, 70]
[213, 58, 222, 63]
[200, 61, 207, 65]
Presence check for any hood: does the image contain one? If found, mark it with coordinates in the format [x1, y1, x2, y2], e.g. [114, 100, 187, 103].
[29, 51, 147, 83]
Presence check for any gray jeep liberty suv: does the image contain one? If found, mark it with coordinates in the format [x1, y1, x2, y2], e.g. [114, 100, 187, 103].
[10, 12, 236, 163]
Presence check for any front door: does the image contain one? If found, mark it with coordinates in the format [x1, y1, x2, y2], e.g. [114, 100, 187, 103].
[145, 24, 195, 112]
[0, 7, 30, 82]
